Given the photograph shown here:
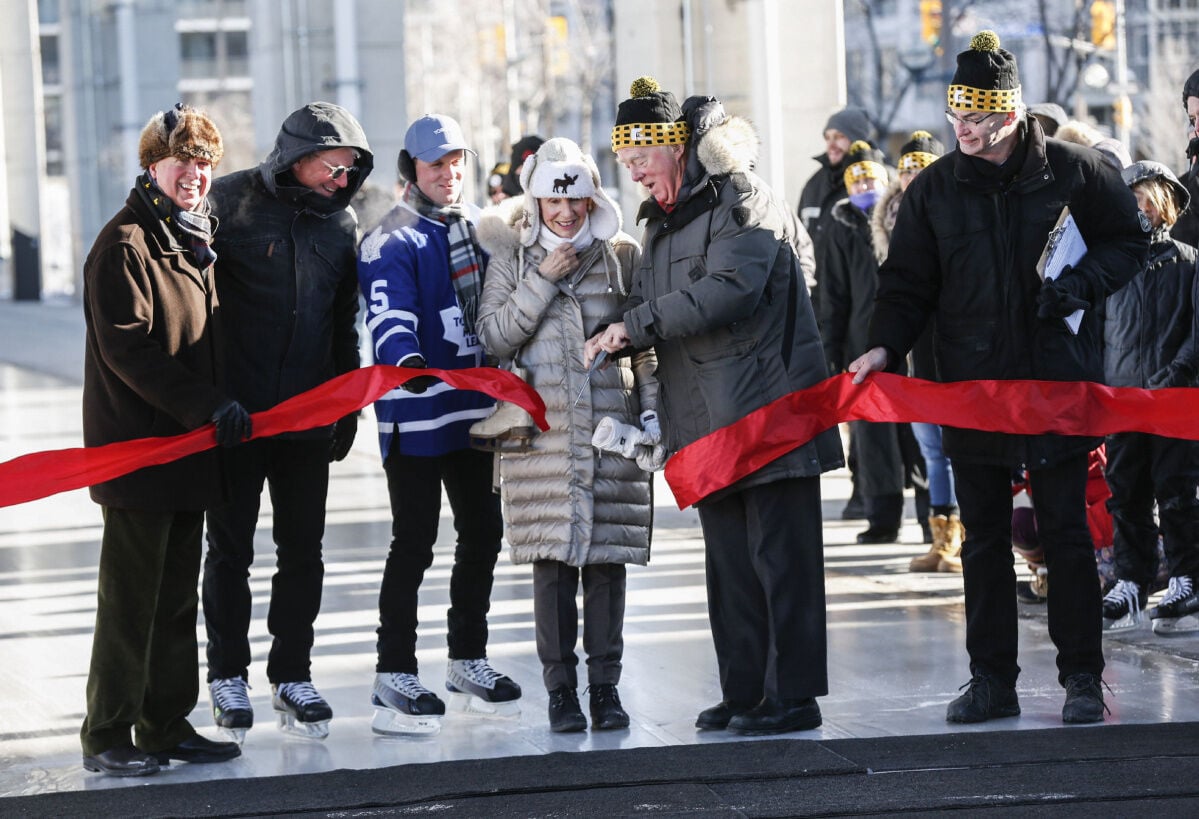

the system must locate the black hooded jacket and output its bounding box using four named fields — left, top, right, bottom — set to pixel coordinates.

left=867, top=118, right=1149, bottom=468
left=209, top=102, right=373, bottom=432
